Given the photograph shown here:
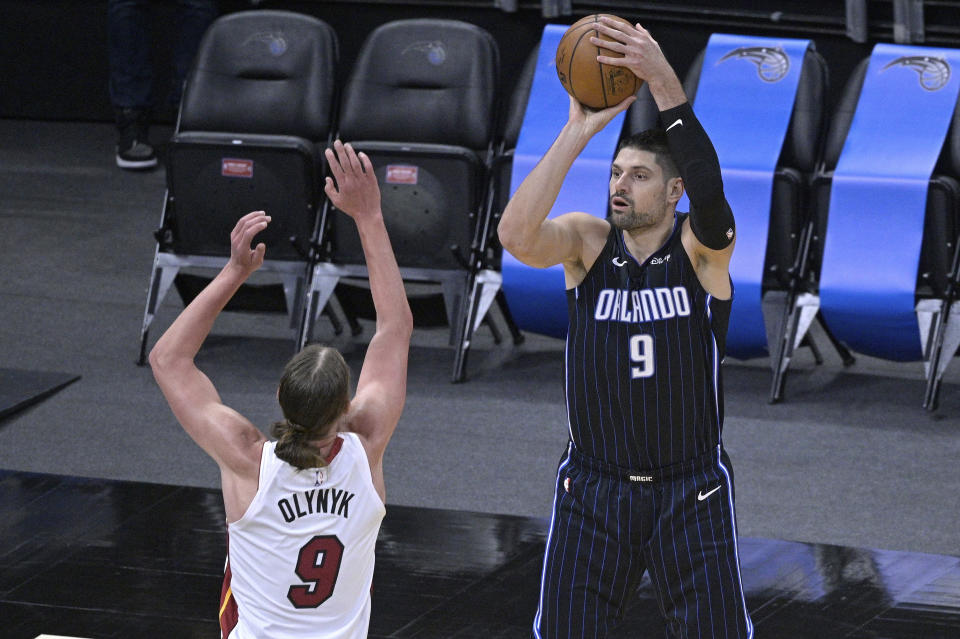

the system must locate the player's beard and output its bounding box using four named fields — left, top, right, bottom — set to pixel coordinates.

left=608, top=190, right=668, bottom=232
